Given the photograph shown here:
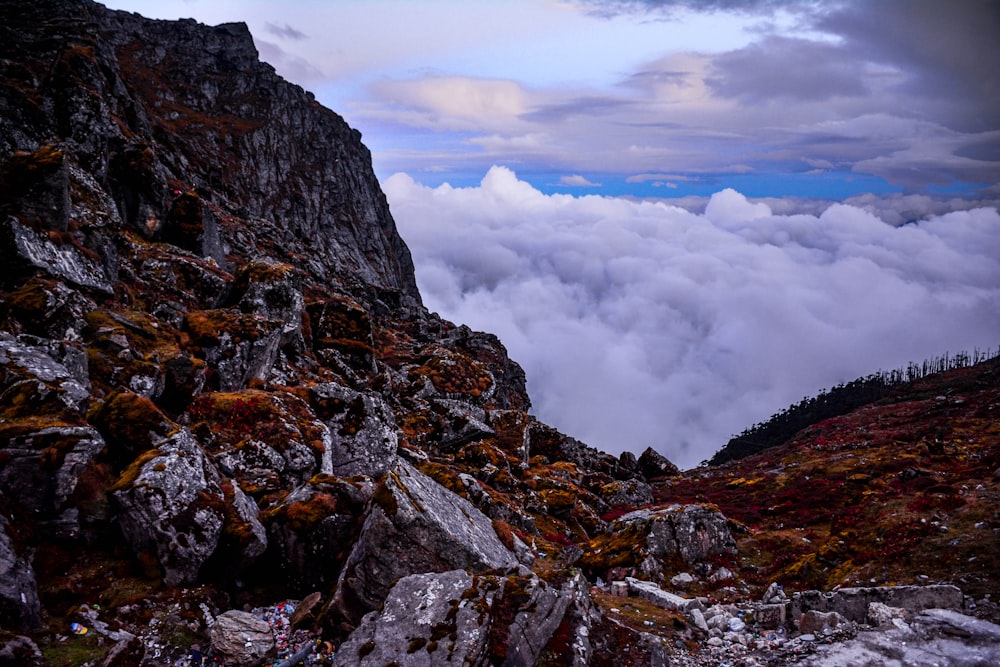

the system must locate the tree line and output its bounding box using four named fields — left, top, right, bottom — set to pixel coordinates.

left=707, top=347, right=1000, bottom=466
